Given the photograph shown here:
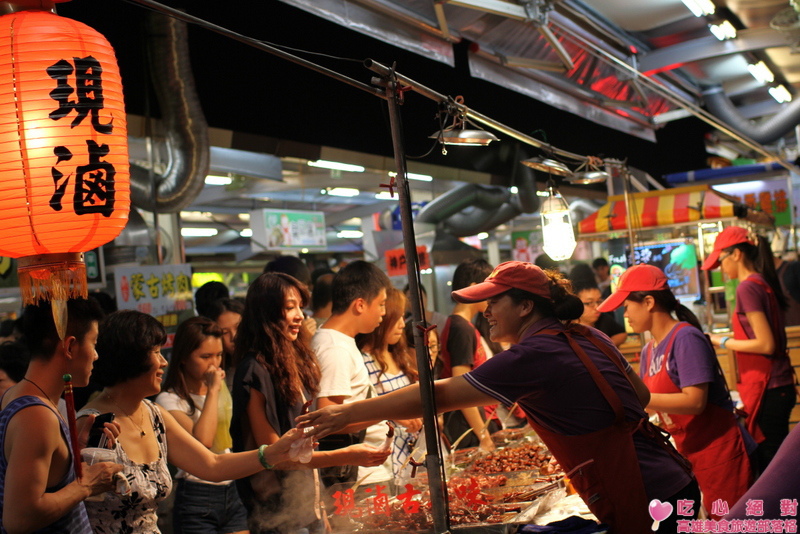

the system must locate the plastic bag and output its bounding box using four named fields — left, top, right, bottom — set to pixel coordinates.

left=211, top=382, right=233, bottom=453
